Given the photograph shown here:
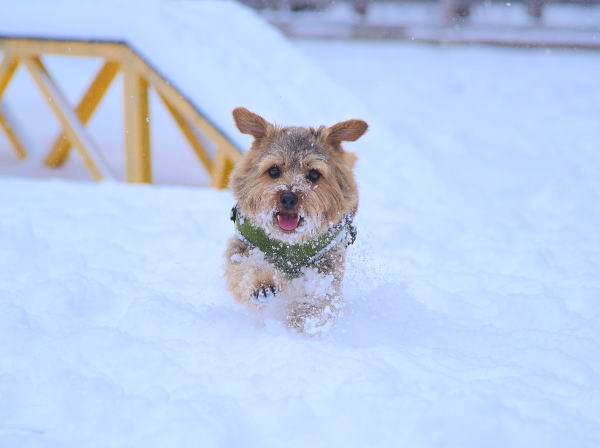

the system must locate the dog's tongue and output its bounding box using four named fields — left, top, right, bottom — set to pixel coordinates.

left=277, top=213, right=300, bottom=231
